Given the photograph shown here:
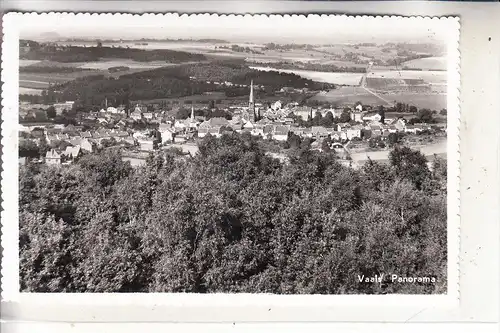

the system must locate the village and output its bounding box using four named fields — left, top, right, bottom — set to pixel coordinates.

left=18, top=80, right=446, bottom=168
